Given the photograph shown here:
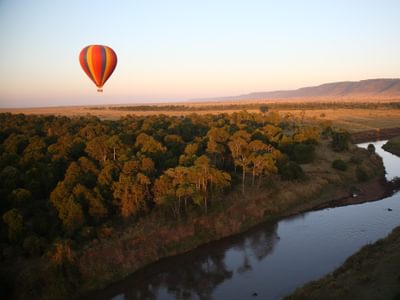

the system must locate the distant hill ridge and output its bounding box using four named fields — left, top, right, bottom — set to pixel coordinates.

left=197, top=79, right=400, bottom=101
